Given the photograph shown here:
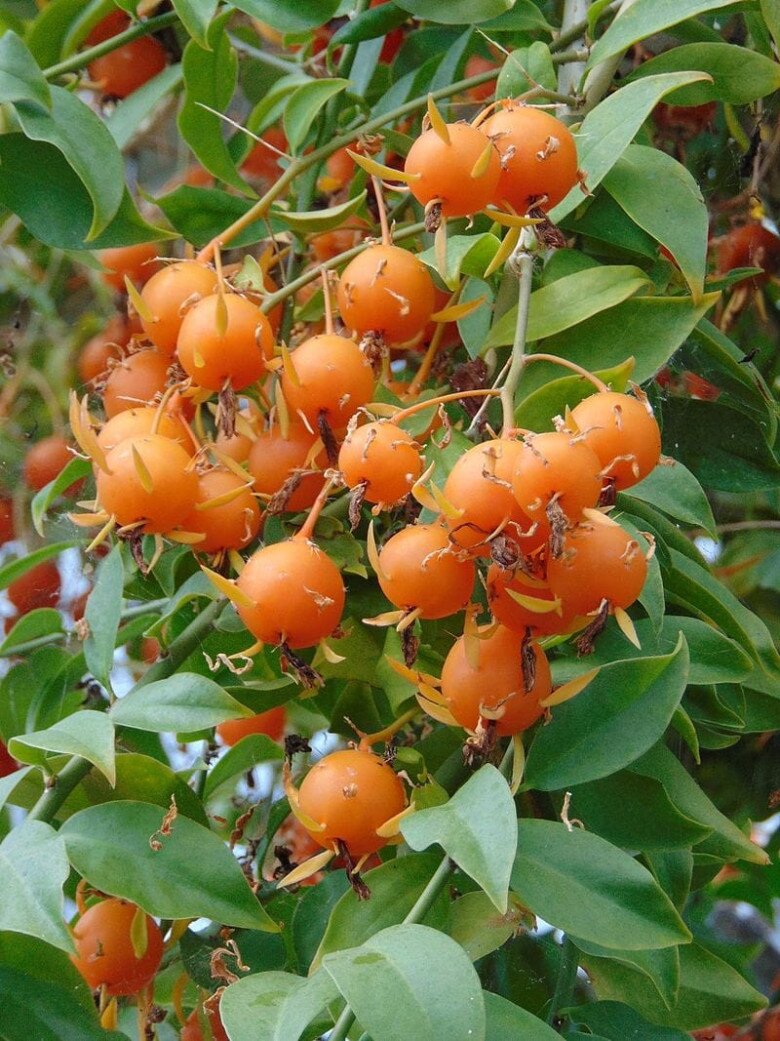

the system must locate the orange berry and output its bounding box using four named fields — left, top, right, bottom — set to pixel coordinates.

left=216, top=705, right=286, bottom=746
left=338, top=420, right=422, bottom=505
left=405, top=122, right=501, bottom=218
left=337, top=244, right=436, bottom=344
left=139, top=261, right=219, bottom=356
left=102, top=350, right=170, bottom=418
left=377, top=523, right=475, bottom=619
left=570, top=391, right=661, bottom=491
left=99, top=243, right=160, bottom=290
left=71, top=898, right=163, bottom=997
left=176, top=293, right=273, bottom=391
left=181, top=469, right=261, bottom=553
